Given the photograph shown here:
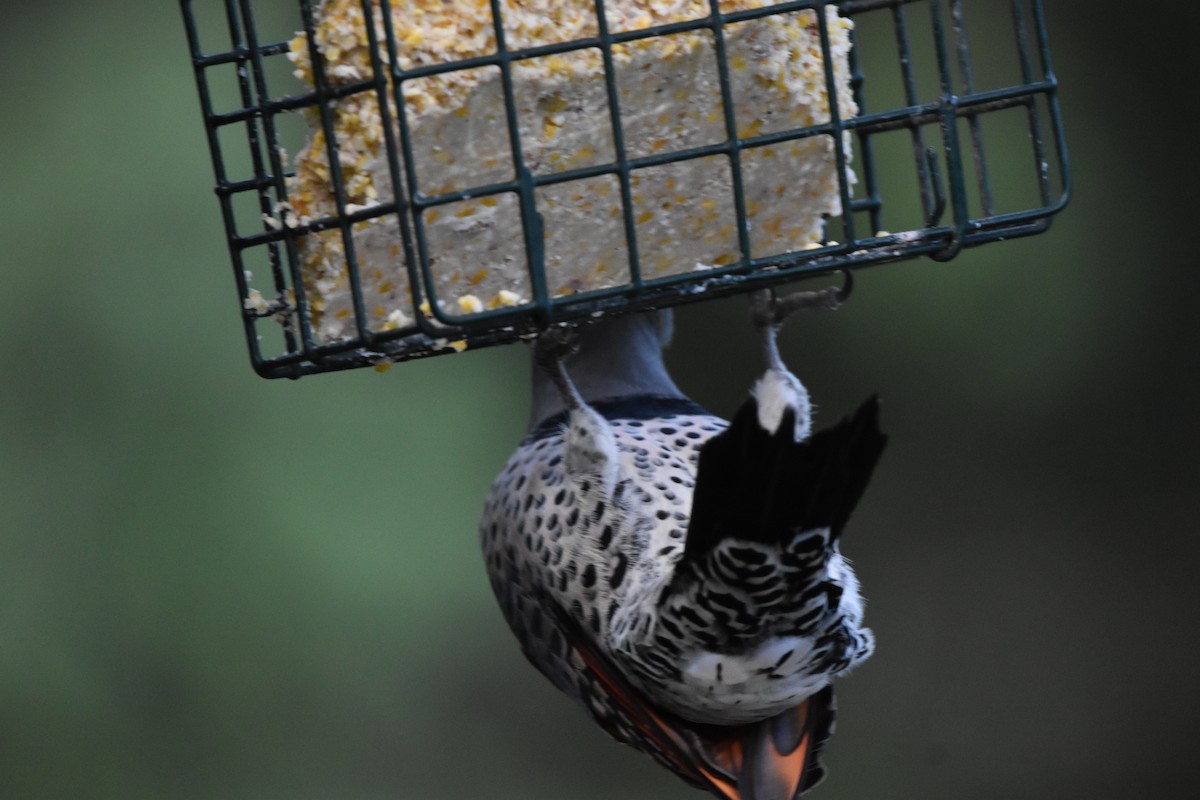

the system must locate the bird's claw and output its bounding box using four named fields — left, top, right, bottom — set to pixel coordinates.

left=750, top=270, right=854, bottom=330
left=533, top=324, right=587, bottom=410
left=533, top=324, right=581, bottom=371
